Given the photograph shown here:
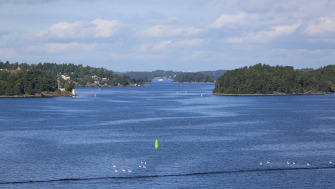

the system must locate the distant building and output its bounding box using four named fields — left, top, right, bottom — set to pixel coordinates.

left=92, top=75, right=101, bottom=81
left=61, top=74, right=70, bottom=80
